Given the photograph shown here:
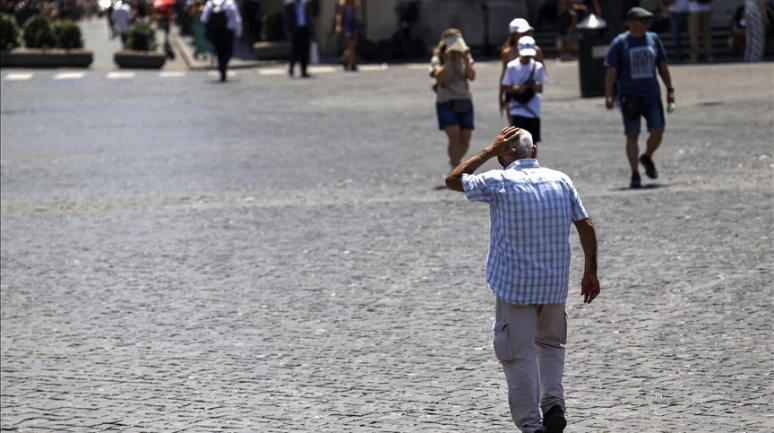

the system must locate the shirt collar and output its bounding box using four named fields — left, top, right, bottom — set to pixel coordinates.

left=506, top=159, right=539, bottom=170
